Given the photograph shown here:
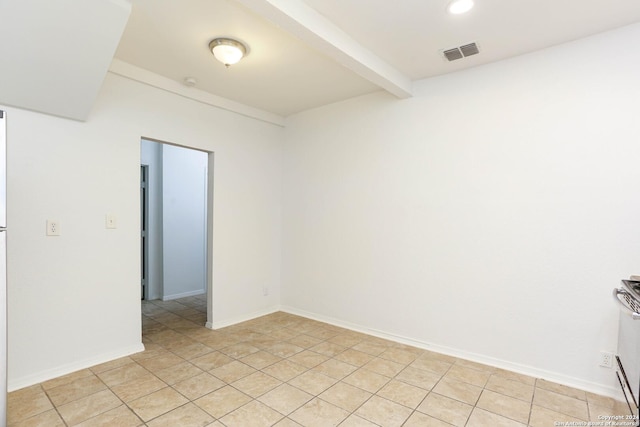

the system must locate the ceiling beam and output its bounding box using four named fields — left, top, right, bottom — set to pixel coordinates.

left=236, top=0, right=413, bottom=99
